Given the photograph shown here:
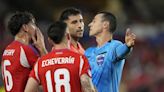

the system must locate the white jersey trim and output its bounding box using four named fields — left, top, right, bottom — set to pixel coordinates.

left=79, top=56, right=84, bottom=76
left=20, top=46, right=30, bottom=68
left=34, top=61, right=40, bottom=83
